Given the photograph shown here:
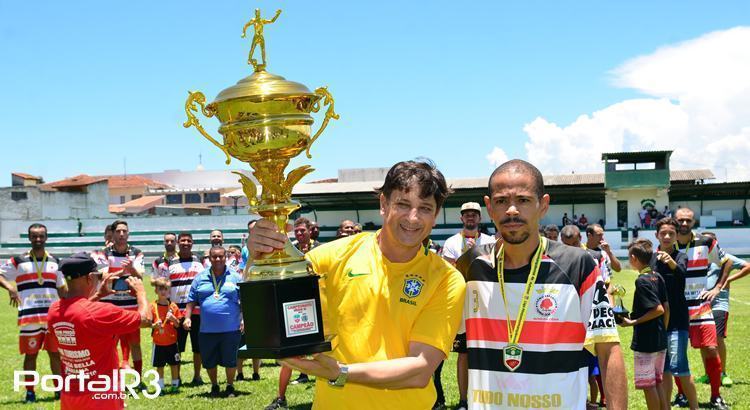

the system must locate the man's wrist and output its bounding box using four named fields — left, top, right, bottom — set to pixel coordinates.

left=328, top=363, right=348, bottom=387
